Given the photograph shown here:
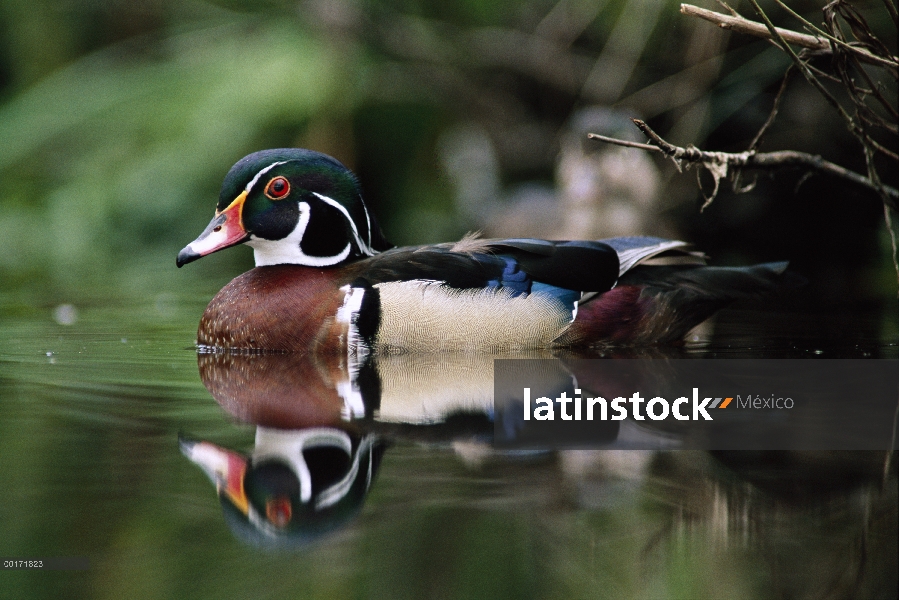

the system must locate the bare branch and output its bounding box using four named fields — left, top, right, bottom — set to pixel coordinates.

left=585, top=134, right=661, bottom=153
left=853, top=56, right=899, bottom=121
left=588, top=121, right=899, bottom=207
left=881, top=0, right=899, bottom=27
left=747, top=0, right=860, bottom=142
left=681, top=1, right=897, bottom=289
left=748, top=65, right=795, bottom=153
left=681, top=3, right=827, bottom=50
left=773, top=0, right=898, bottom=73
left=680, top=3, right=898, bottom=69
left=884, top=203, right=899, bottom=295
